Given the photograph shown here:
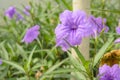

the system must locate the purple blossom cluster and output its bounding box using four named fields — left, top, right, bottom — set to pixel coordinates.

left=98, top=64, right=120, bottom=80
left=5, top=6, right=31, bottom=20
left=55, top=10, right=109, bottom=51
left=5, top=6, right=40, bottom=44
